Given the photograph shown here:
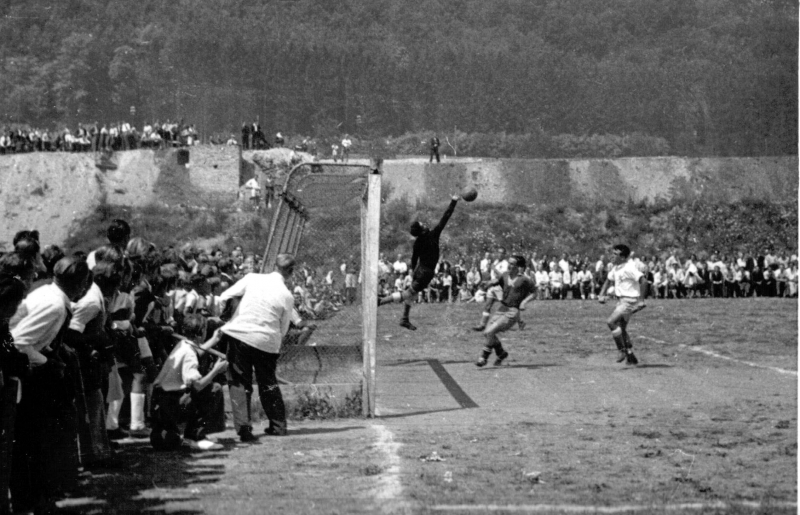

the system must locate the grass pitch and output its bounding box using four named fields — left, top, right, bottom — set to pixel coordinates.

left=59, top=297, right=796, bottom=514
